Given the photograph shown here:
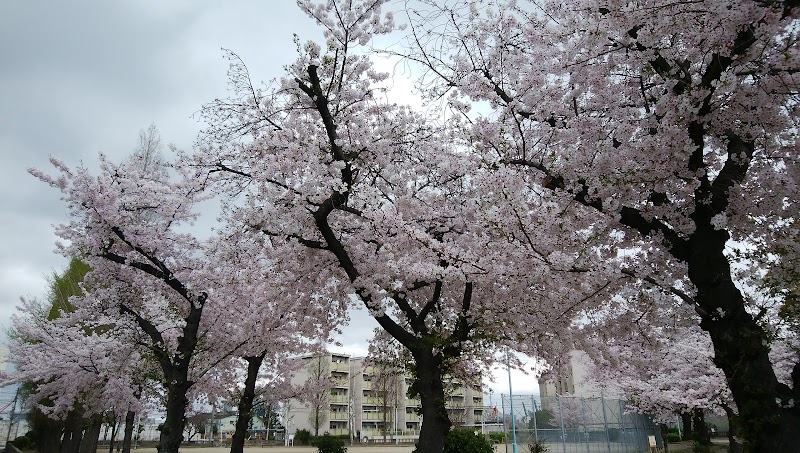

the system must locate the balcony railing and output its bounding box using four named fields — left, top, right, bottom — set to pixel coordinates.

left=329, top=412, right=348, bottom=420
left=361, top=429, right=420, bottom=439
left=330, top=362, right=350, bottom=372
left=330, top=395, right=349, bottom=404
left=359, top=429, right=384, bottom=439
left=361, top=411, right=386, bottom=421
